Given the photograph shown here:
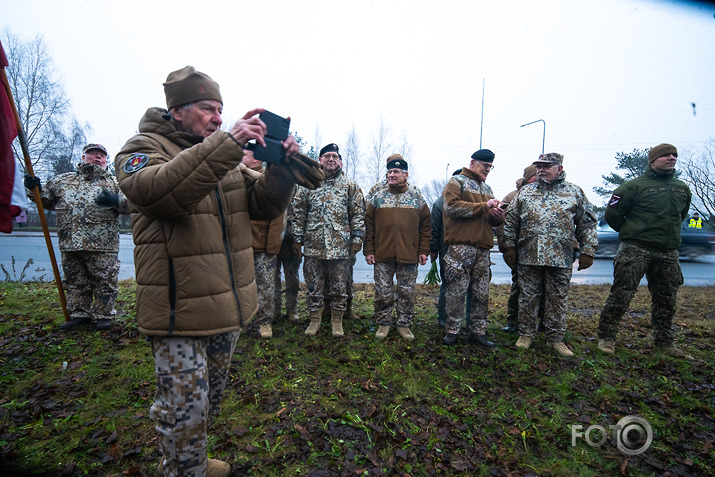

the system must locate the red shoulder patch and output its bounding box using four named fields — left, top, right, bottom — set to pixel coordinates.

left=123, top=153, right=149, bottom=174
left=608, top=194, right=621, bottom=208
